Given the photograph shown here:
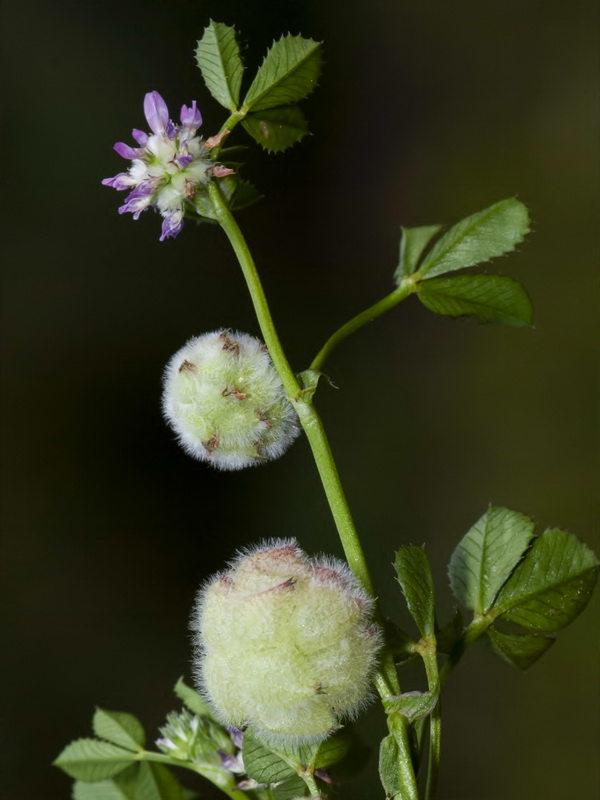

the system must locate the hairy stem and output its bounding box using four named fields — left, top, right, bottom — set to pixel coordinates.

left=208, top=182, right=418, bottom=799
left=310, top=280, right=416, bottom=372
